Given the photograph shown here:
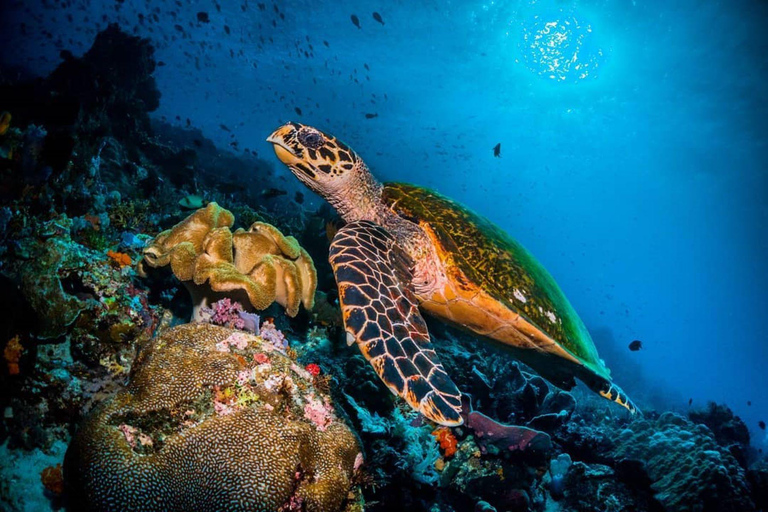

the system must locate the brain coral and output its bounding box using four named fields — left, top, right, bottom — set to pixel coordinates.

left=611, top=412, right=754, bottom=512
left=137, top=202, right=316, bottom=318
left=64, top=323, right=361, bottom=512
